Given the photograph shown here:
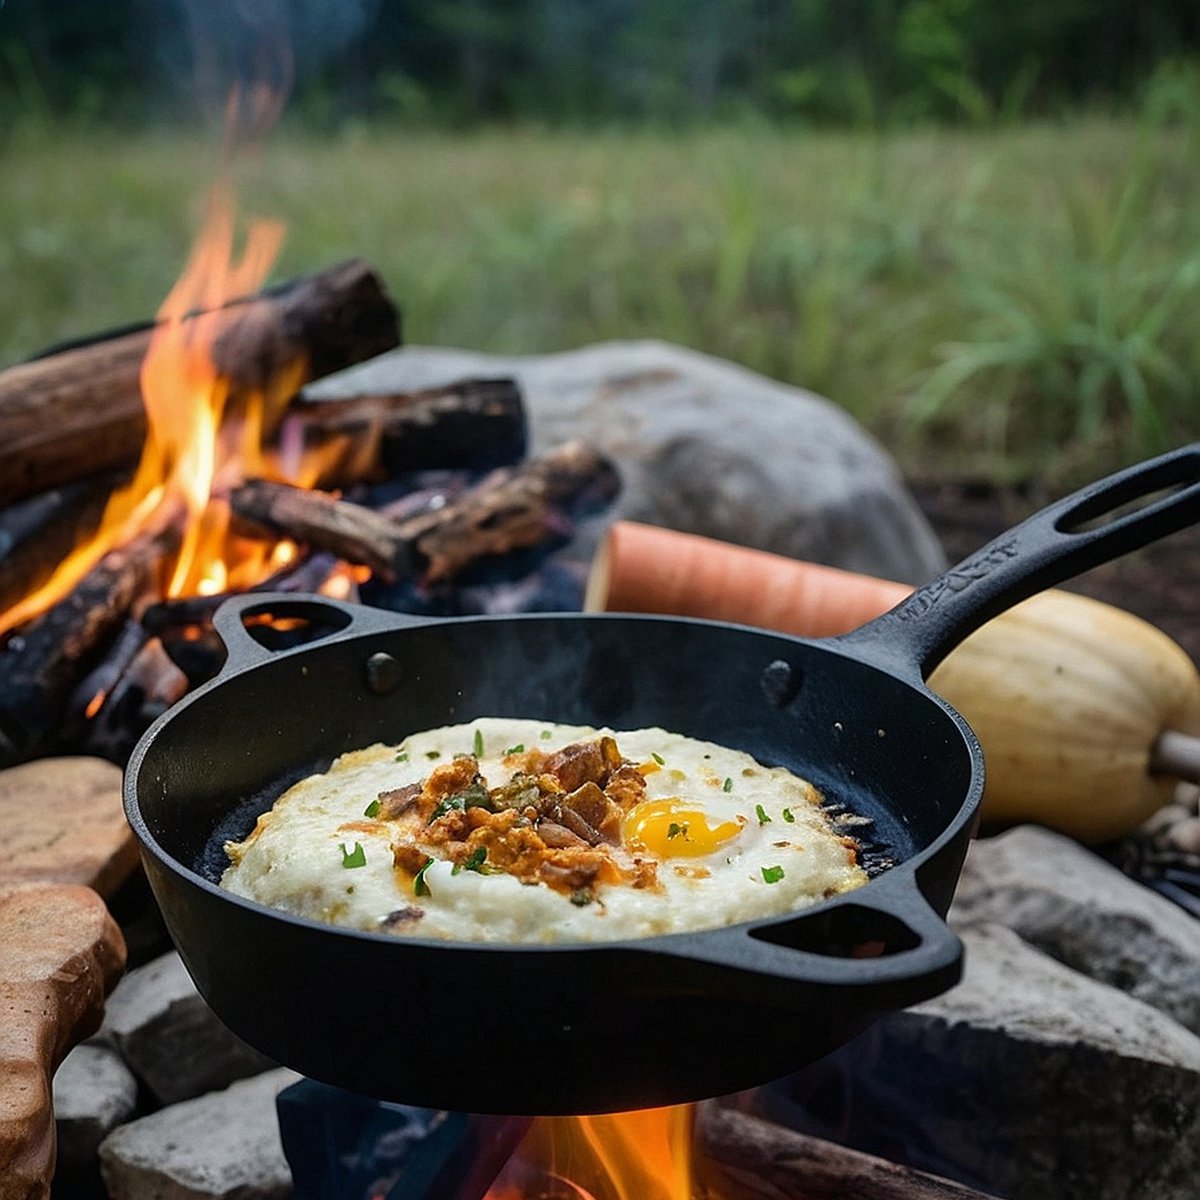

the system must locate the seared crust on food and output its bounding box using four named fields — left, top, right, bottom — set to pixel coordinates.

left=383, top=737, right=653, bottom=899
